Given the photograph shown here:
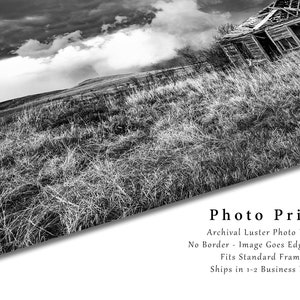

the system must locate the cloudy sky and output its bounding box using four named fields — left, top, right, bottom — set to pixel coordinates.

left=0, top=0, right=271, bottom=101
